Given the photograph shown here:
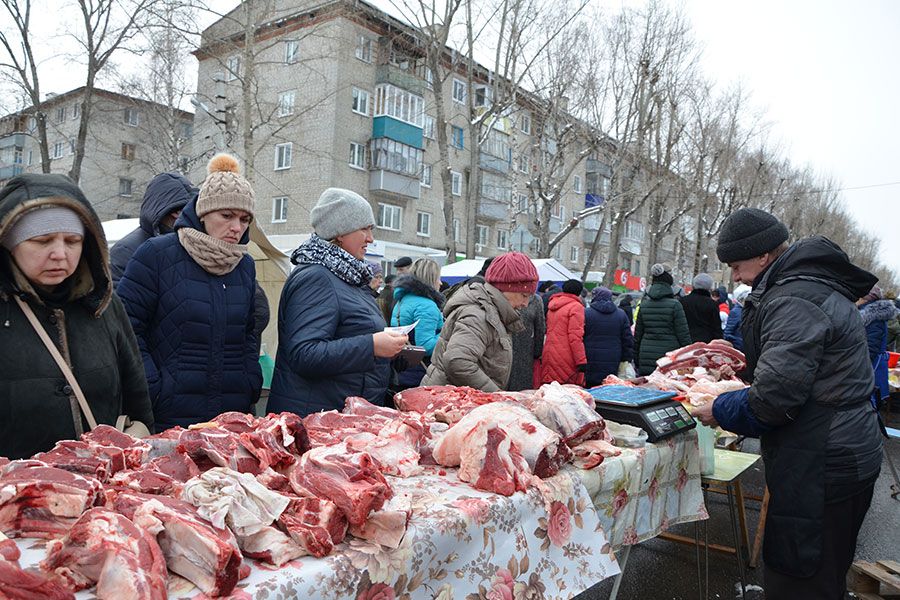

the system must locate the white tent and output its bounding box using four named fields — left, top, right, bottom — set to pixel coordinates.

left=101, top=218, right=140, bottom=245
left=440, top=257, right=578, bottom=283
